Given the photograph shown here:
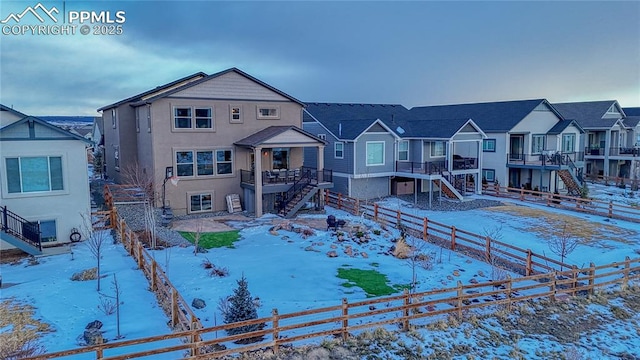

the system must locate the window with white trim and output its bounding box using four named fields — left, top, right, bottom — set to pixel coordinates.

left=482, top=169, right=495, bottom=182
left=430, top=141, right=446, bottom=157
left=6, top=156, right=64, bottom=193
left=531, top=135, right=545, bottom=154
left=334, top=142, right=344, bottom=159
left=173, top=106, right=213, bottom=130
left=176, top=149, right=233, bottom=177
left=257, top=106, right=280, bottom=119
left=317, top=134, right=326, bottom=140
left=230, top=105, right=242, bottom=123
left=483, top=139, right=496, bottom=152
left=366, top=141, right=385, bottom=166
left=189, top=193, right=213, bottom=213
left=398, top=140, right=409, bottom=161
left=562, top=134, right=576, bottom=153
